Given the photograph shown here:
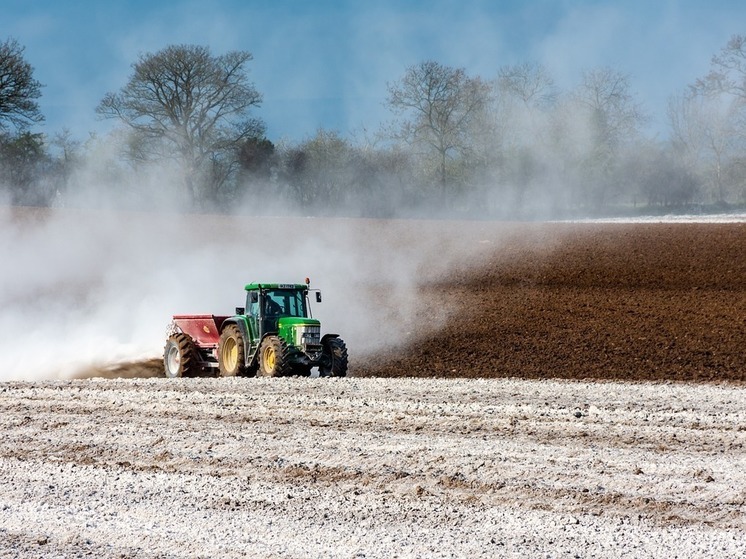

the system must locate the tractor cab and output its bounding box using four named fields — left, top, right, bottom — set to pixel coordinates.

left=237, top=282, right=326, bottom=374
left=244, top=283, right=312, bottom=339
